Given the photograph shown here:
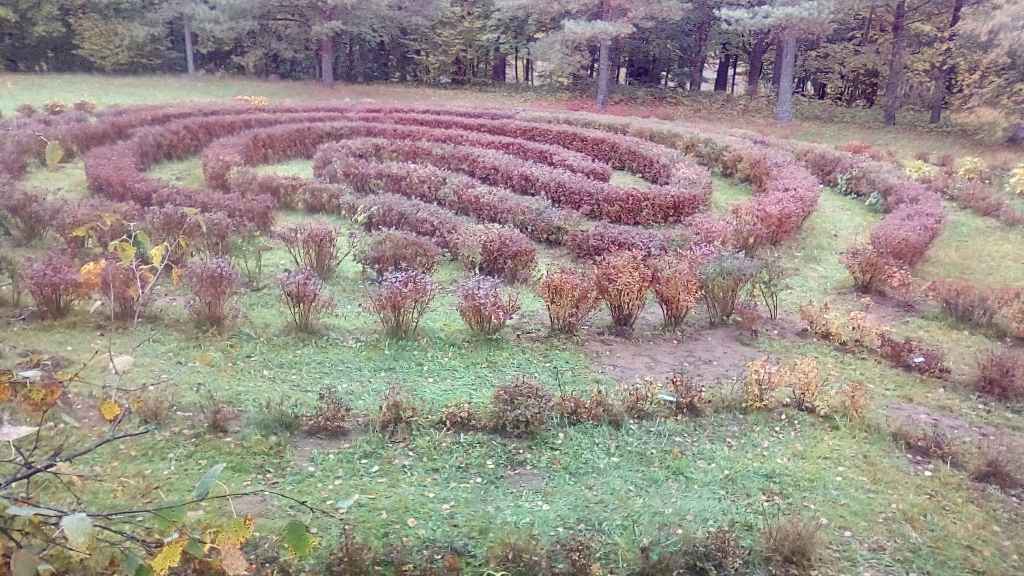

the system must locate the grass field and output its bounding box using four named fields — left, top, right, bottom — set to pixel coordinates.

left=2, top=75, right=1024, bottom=576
